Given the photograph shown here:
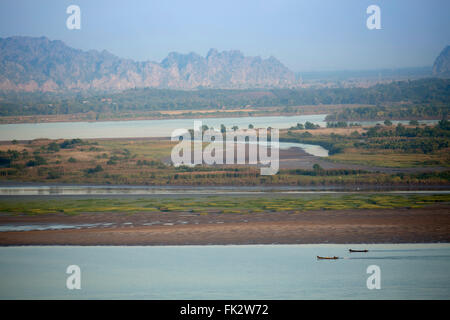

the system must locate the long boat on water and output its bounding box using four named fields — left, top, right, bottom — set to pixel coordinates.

left=317, top=256, right=339, bottom=260
left=349, top=249, right=368, bottom=253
